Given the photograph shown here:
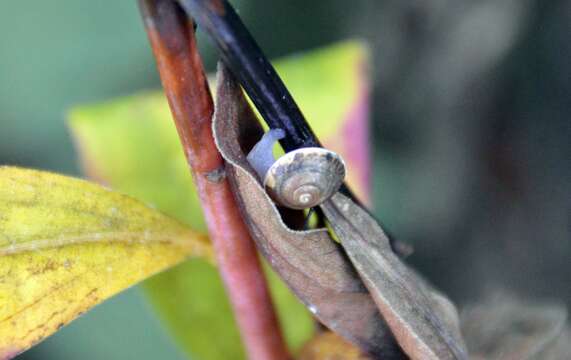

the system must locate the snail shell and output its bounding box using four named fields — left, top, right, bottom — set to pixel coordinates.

left=246, top=129, right=346, bottom=209
left=264, top=148, right=346, bottom=209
